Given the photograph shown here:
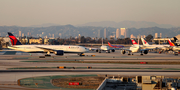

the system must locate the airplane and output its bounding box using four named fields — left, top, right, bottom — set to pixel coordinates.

left=168, top=39, right=180, bottom=55
left=121, top=39, right=150, bottom=55
left=108, top=42, right=124, bottom=48
left=140, top=38, right=170, bottom=51
left=173, top=37, right=180, bottom=46
left=90, top=39, right=115, bottom=53
left=7, top=32, right=89, bottom=56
